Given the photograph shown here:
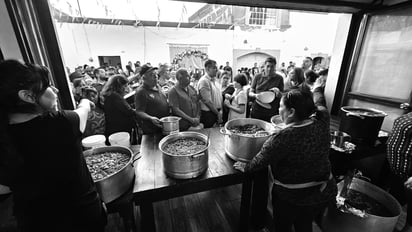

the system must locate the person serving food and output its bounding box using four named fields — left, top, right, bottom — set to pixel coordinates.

left=234, top=86, right=337, bottom=232
left=0, top=60, right=106, bottom=232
